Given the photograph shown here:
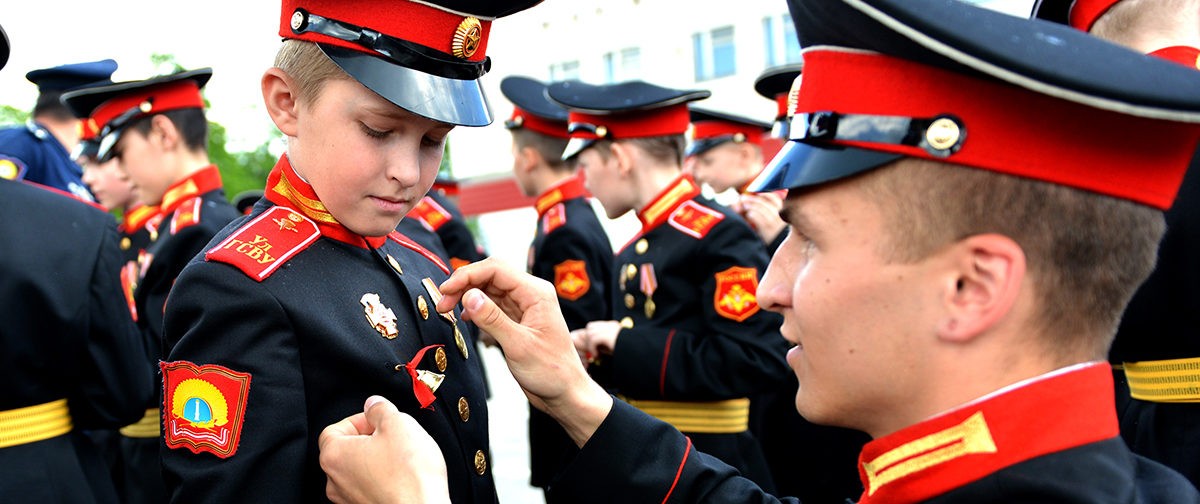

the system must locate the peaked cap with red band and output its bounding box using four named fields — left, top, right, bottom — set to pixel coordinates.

left=547, top=80, right=710, bottom=161
left=281, top=0, right=542, bottom=127
left=500, top=75, right=569, bottom=139
left=750, top=0, right=1200, bottom=210
left=61, top=68, right=211, bottom=163
left=1031, top=0, right=1121, bottom=32
left=686, top=107, right=769, bottom=158
left=755, top=63, right=804, bottom=140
